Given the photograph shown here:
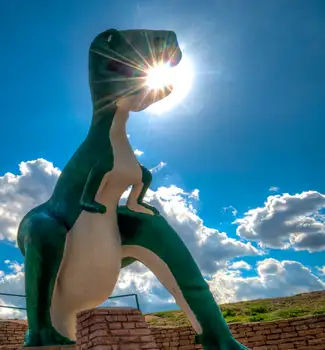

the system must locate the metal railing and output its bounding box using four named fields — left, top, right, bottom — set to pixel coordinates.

left=0, top=292, right=140, bottom=311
